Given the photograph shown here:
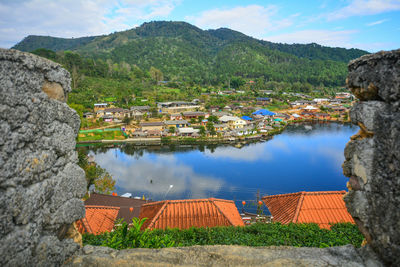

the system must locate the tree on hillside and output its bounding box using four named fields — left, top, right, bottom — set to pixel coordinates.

left=149, top=66, right=164, bottom=82
left=206, top=122, right=216, bottom=136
